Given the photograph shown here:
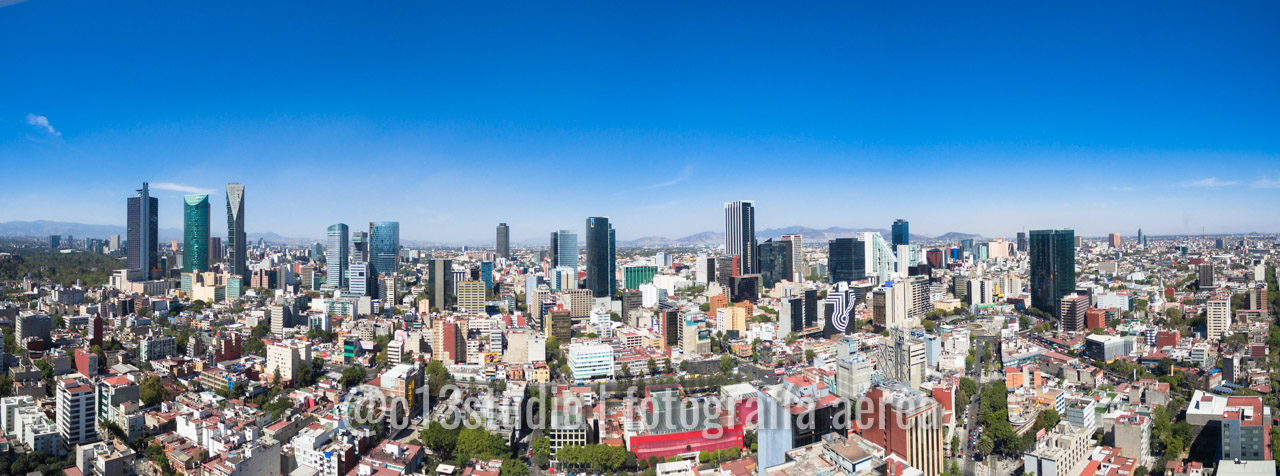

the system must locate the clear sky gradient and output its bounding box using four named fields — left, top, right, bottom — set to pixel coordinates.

left=2, top=1, right=1278, bottom=242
